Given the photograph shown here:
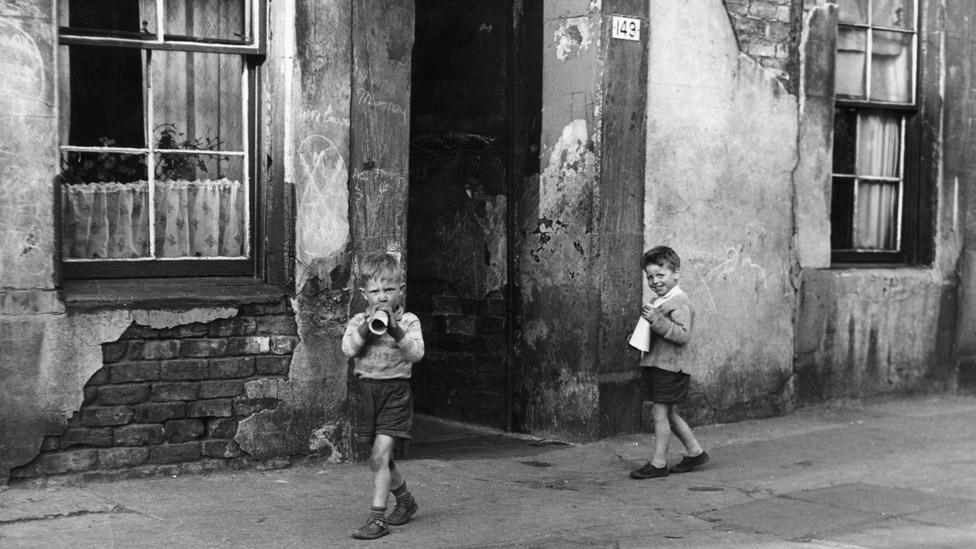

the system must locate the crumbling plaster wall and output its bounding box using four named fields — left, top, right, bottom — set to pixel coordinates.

left=517, top=0, right=606, bottom=440
left=234, top=0, right=355, bottom=463
left=0, top=0, right=365, bottom=482
left=644, top=0, right=799, bottom=423
left=947, top=0, right=976, bottom=390
left=0, top=0, right=65, bottom=483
